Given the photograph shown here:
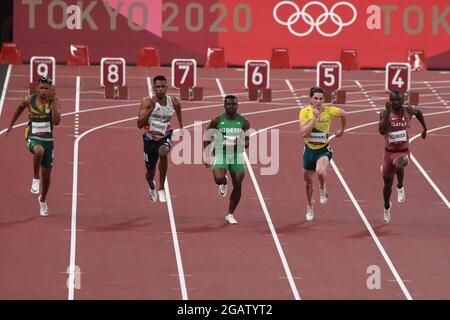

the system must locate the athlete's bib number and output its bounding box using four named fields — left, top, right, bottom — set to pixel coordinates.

left=31, top=121, right=51, bottom=134
left=149, top=120, right=168, bottom=135
left=309, top=132, right=327, bottom=144
left=388, top=130, right=407, bottom=143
